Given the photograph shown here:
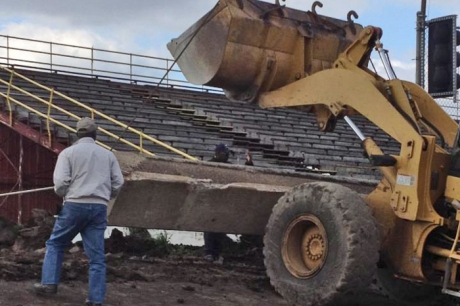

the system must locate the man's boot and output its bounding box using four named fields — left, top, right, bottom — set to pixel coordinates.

left=33, top=283, right=58, bottom=295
